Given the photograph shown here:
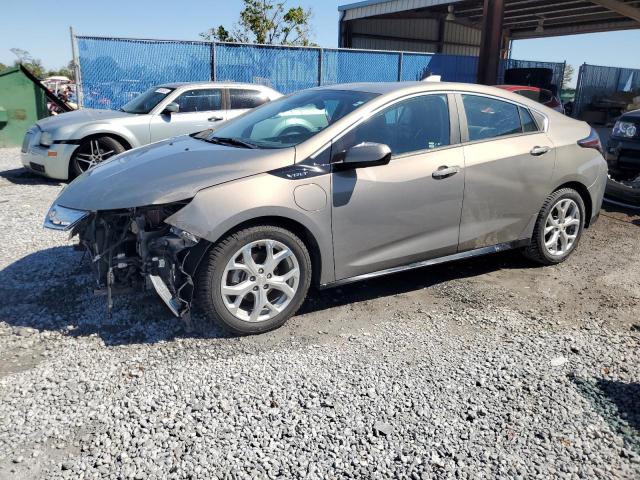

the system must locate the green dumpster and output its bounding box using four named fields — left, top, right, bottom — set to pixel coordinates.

left=0, top=65, right=49, bottom=147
